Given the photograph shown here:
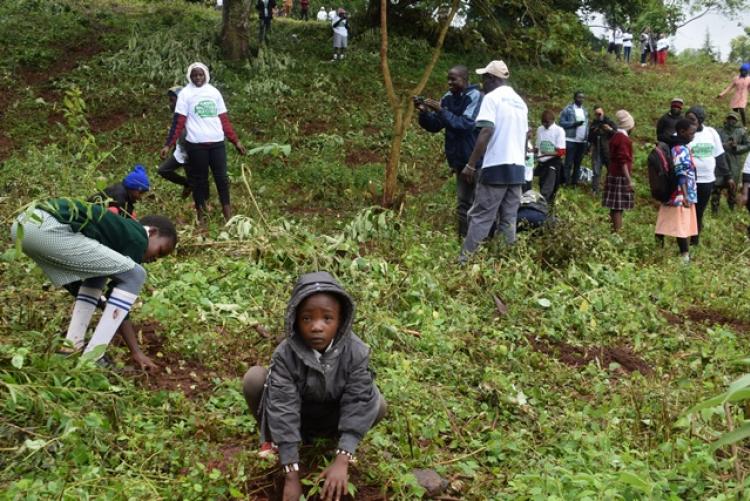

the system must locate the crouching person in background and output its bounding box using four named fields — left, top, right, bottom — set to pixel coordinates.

left=516, top=189, right=551, bottom=232
left=242, top=271, right=386, bottom=501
